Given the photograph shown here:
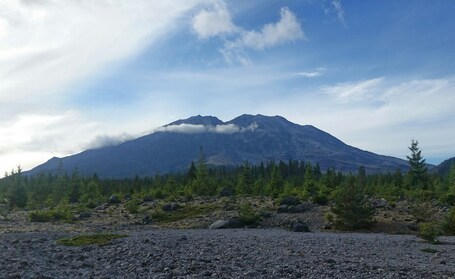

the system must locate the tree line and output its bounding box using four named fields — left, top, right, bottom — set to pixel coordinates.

left=1, top=140, right=454, bottom=210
